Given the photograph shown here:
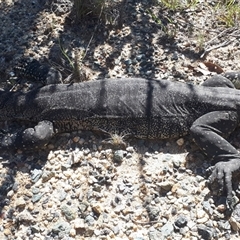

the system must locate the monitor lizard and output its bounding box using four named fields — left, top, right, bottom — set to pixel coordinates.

left=1, top=71, right=240, bottom=209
